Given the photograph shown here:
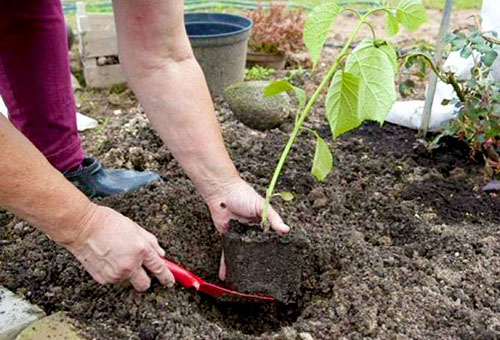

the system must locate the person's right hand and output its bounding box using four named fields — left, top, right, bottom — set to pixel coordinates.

left=62, top=205, right=174, bottom=291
